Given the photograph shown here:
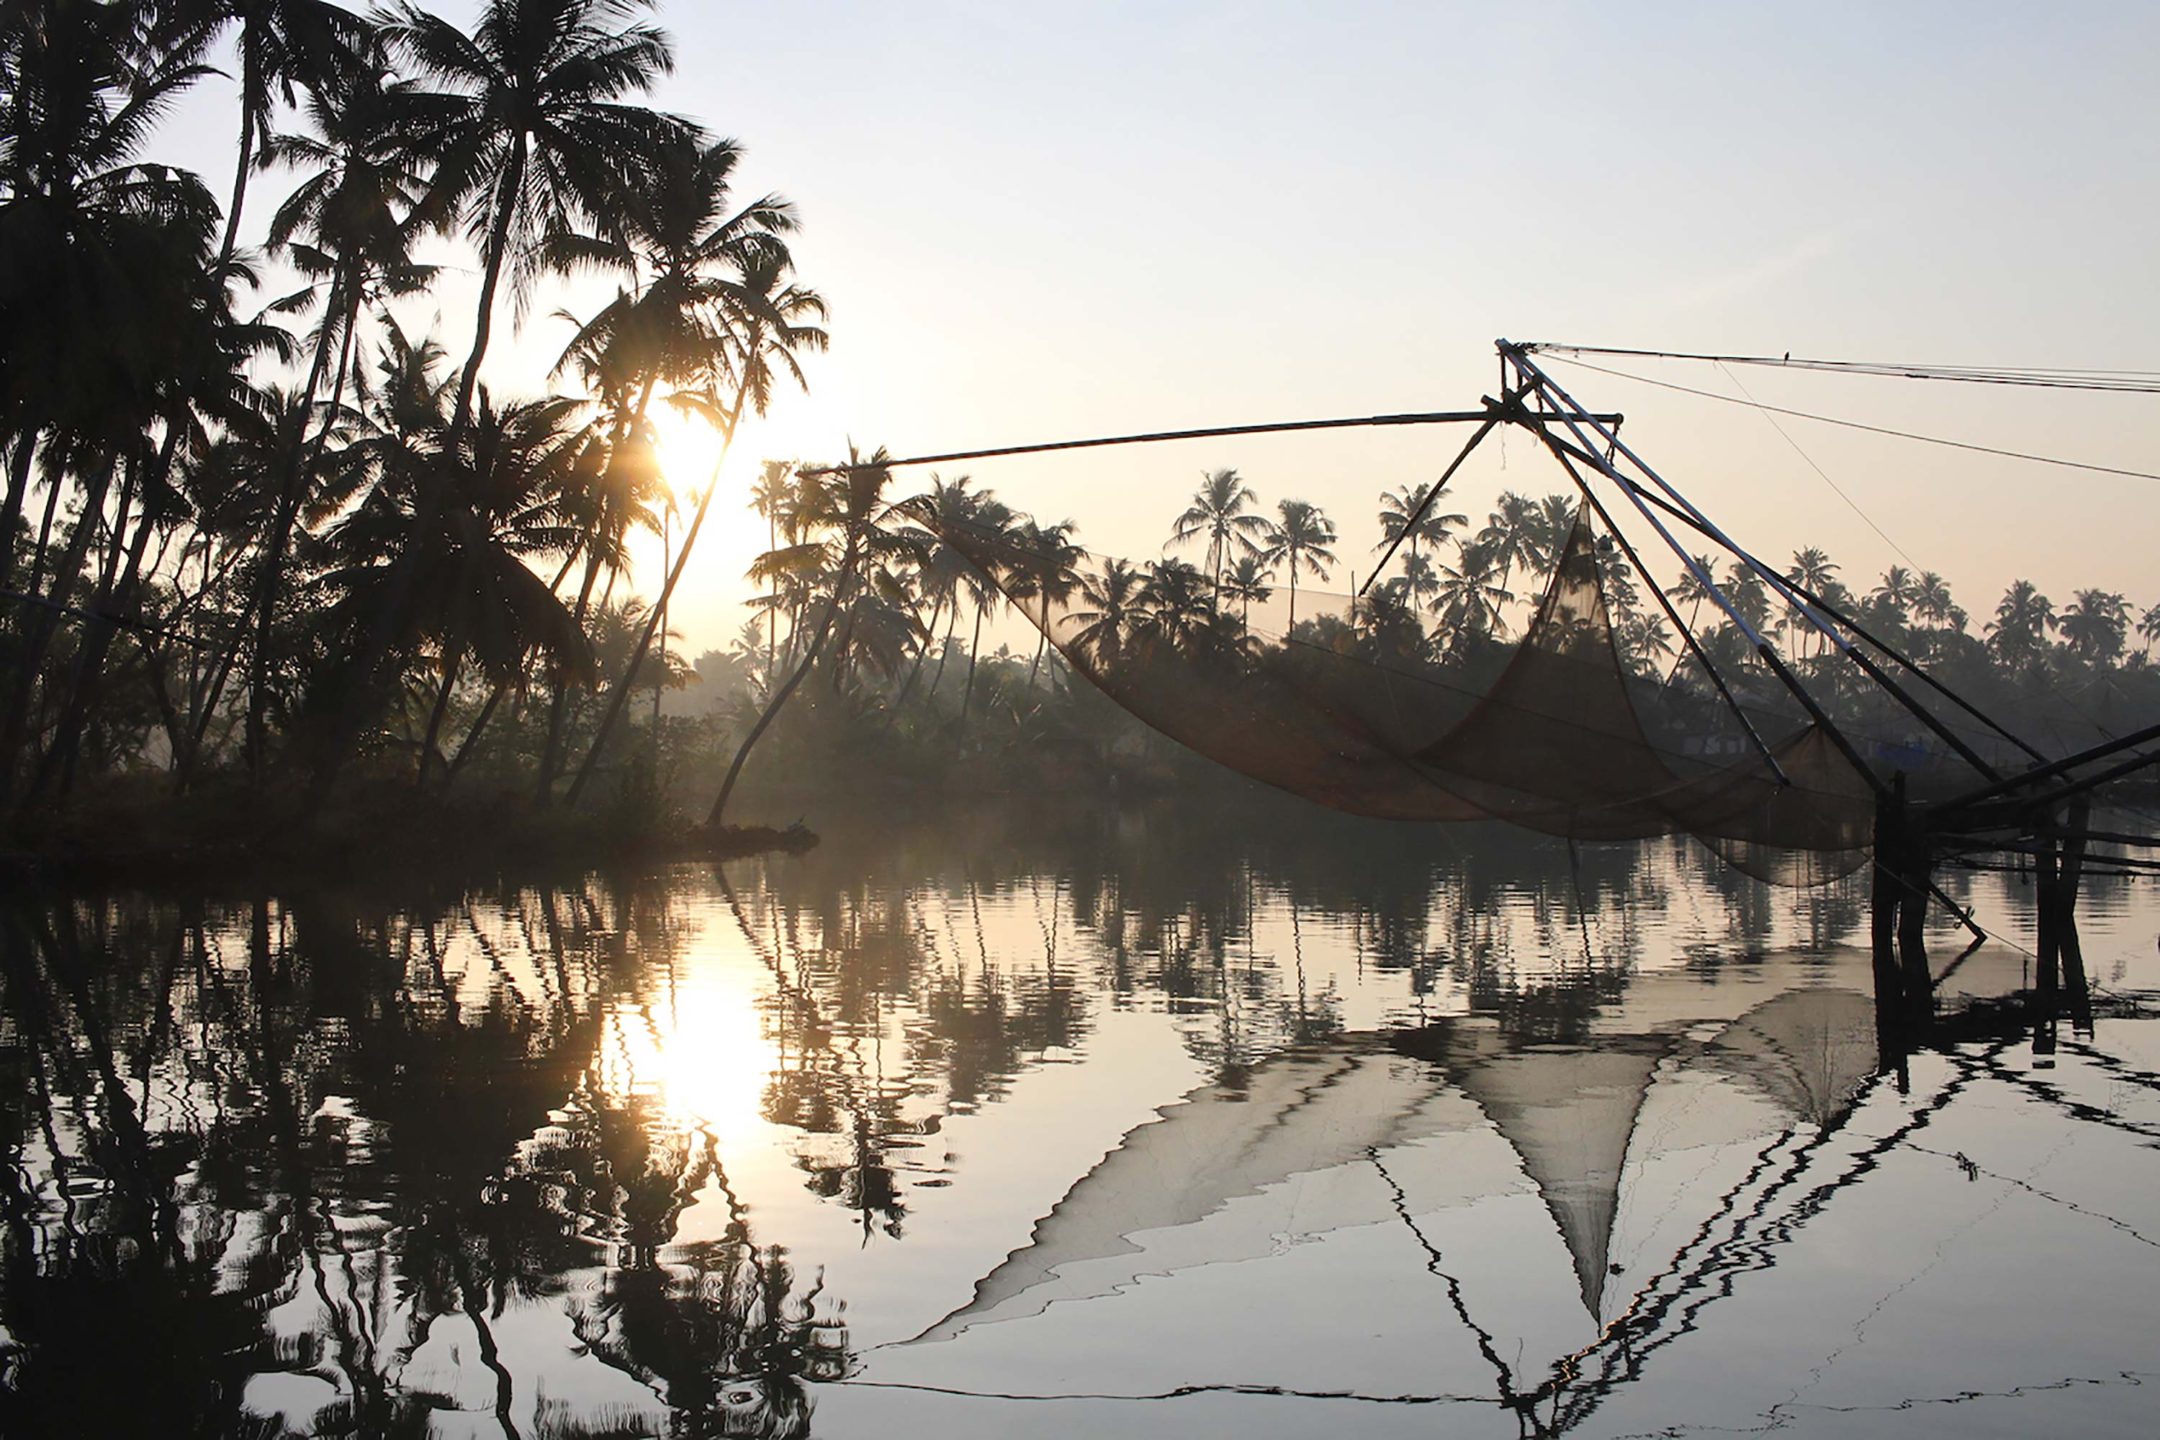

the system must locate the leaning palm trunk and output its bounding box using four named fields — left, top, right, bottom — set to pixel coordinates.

left=533, top=549, right=605, bottom=801
left=706, top=530, right=864, bottom=829
left=891, top=591, right=945, bottom=711
left=563, top=369, right=758, bottom=807
left=0, top=435, right=36, bottom=602
left=245, top=274, right=362, bottom=775
left=416, top=644, right=466, bottom=785
left=27, top=481, right=163, bottom=801
left=0, top=450, right=120, bottom=795
left=958, top=599, right=987, bottom=730
left=442, top=543, right=584, bottom=790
